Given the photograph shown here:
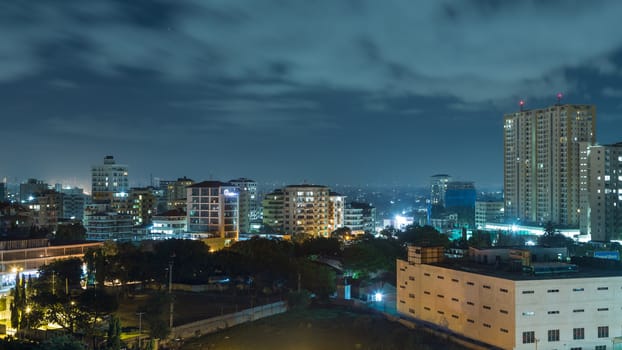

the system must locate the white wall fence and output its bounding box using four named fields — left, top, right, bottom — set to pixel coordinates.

left=170, top=301, right=288, bottom=340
